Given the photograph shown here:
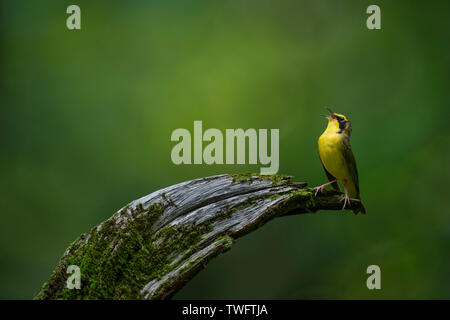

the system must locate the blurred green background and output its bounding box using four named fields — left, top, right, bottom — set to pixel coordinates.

left=1, top=0, right=449, bottom=299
